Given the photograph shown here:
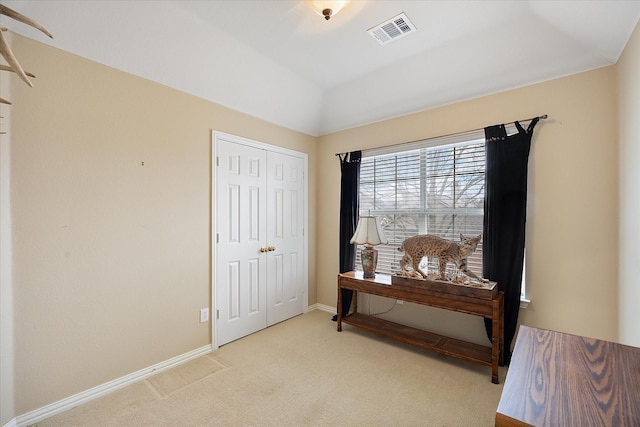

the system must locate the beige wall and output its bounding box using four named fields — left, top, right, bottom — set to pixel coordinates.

left=0, top=32, right=15, bottom=426
left=618, top=19, right=640, bottom=347
left=317, top=66, right=619, bottom=347
left=5, top=35, right=316, bottom=416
